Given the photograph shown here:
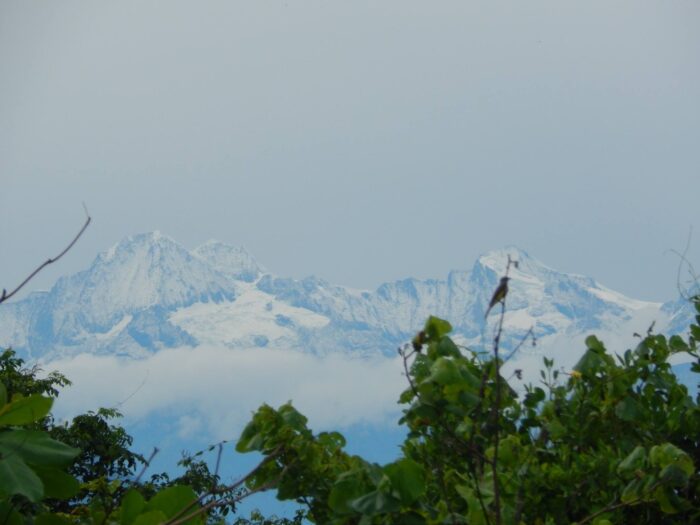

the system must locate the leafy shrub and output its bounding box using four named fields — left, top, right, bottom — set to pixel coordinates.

left=236, top=297, right=700, bottom=524
left=2, top=293, right=699, bottom=524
